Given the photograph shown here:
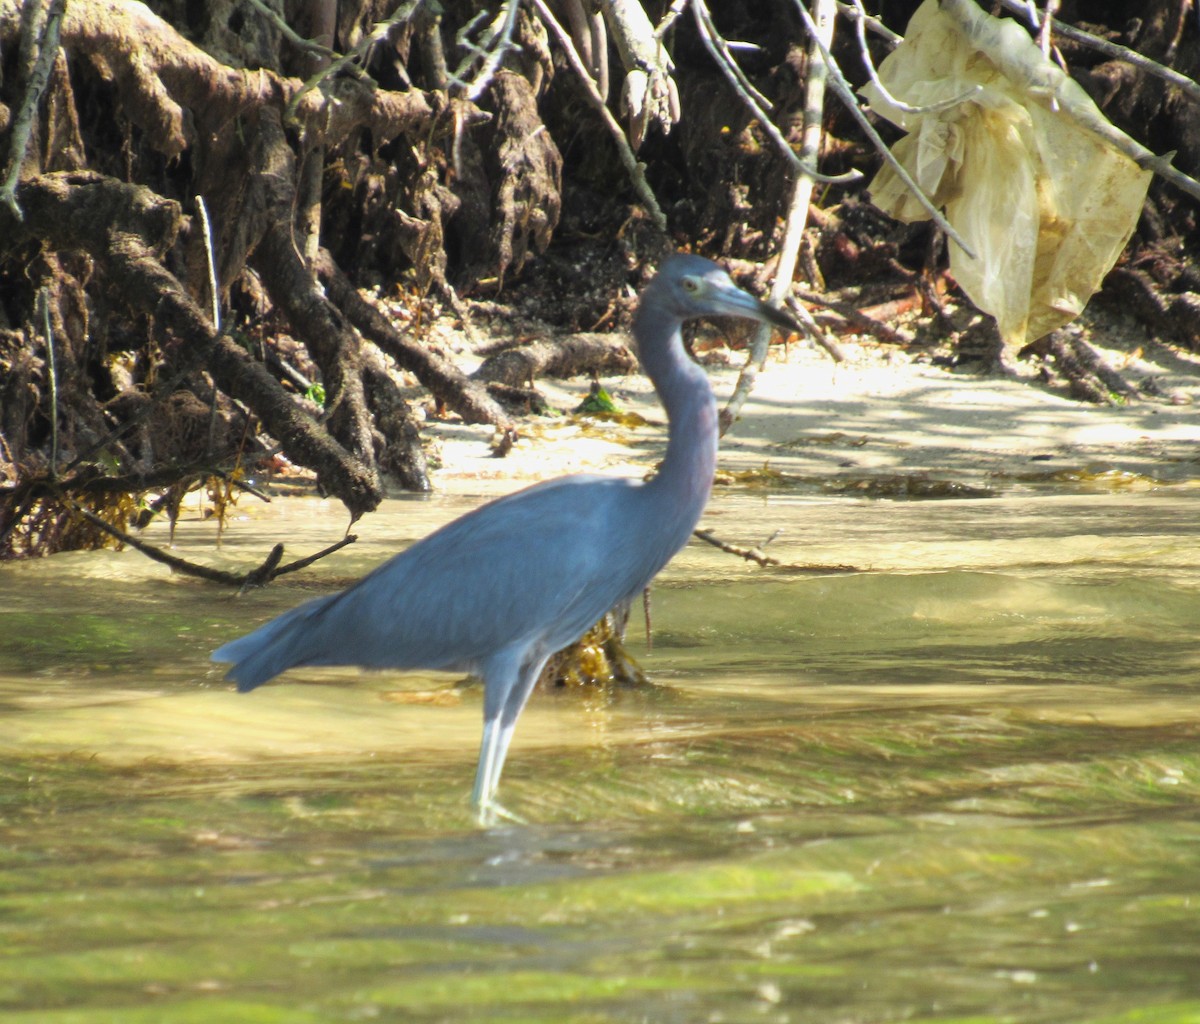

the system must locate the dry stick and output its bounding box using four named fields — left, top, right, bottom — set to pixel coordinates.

left=194, top=194, right=225, bottom=464
left=653, top=0, right=689, bottom=41
left=694, top=528, right=780, bottom=567
left=690, top=0, right=860, bottom=186
left=785, top=296, right=849, bottom=362
left=847, top=0, right=982, bottom=116
left=195, top=196, right=220, bottom=329
left=452, top=0, right=520, bottom=100
left=528, top=0, right=668, bottom=232
left=67, top=500, right=357, bottom=588
left=314, top=250, right=516, bottom=432
left=694, top=529, right=861, bottom=574
left=39, top=287, right=59, bottom=479
left=720, top=0, right=840, bottom=434
left=938, top=0, right=1200, bottom=205
left=0, top=0, right=66, bottom=219
left=789, top=0, right=976, bottom=257
left=241, top=0, right=336, bottom=58
left=791, top=287, right=916, bottom=347
left=833, top=0, right=901, bottom=45
left=995, top=0, right=1200, bottom=107
left=1036, top=0, right=1060, bottom=62
left=285, top=0, right=424, bottom=126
